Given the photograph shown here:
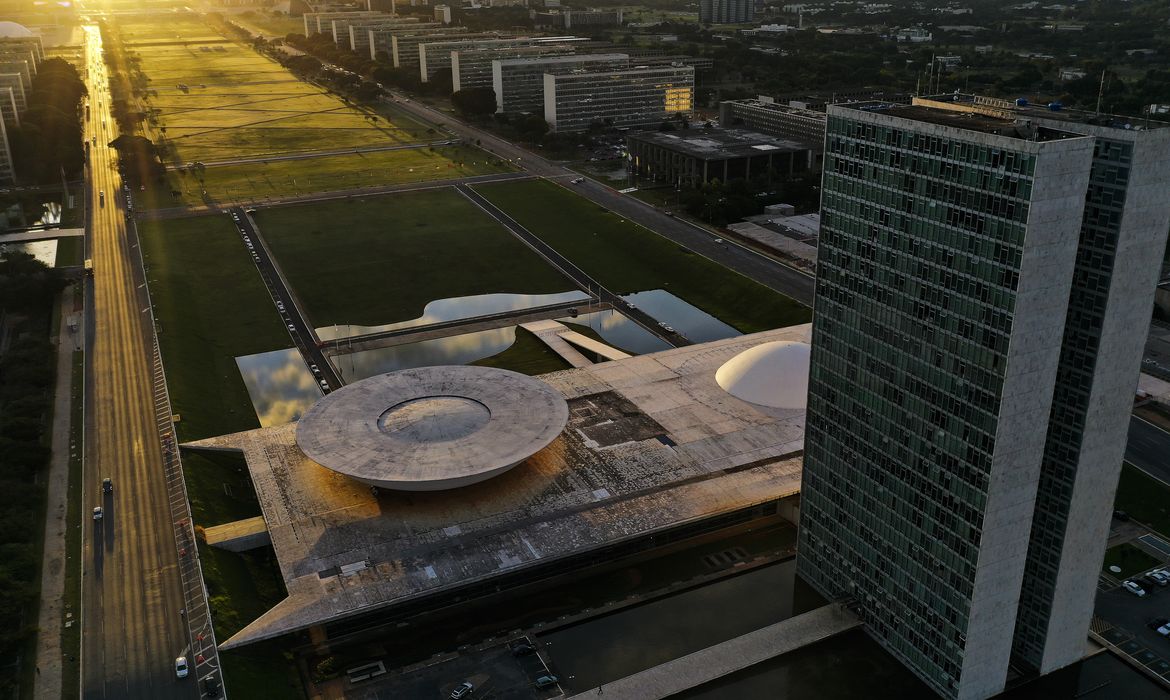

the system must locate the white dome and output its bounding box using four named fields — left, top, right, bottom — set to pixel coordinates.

left=716, top=340, right=810, bottom=410
left=0, top=22, right=33, bottom=38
